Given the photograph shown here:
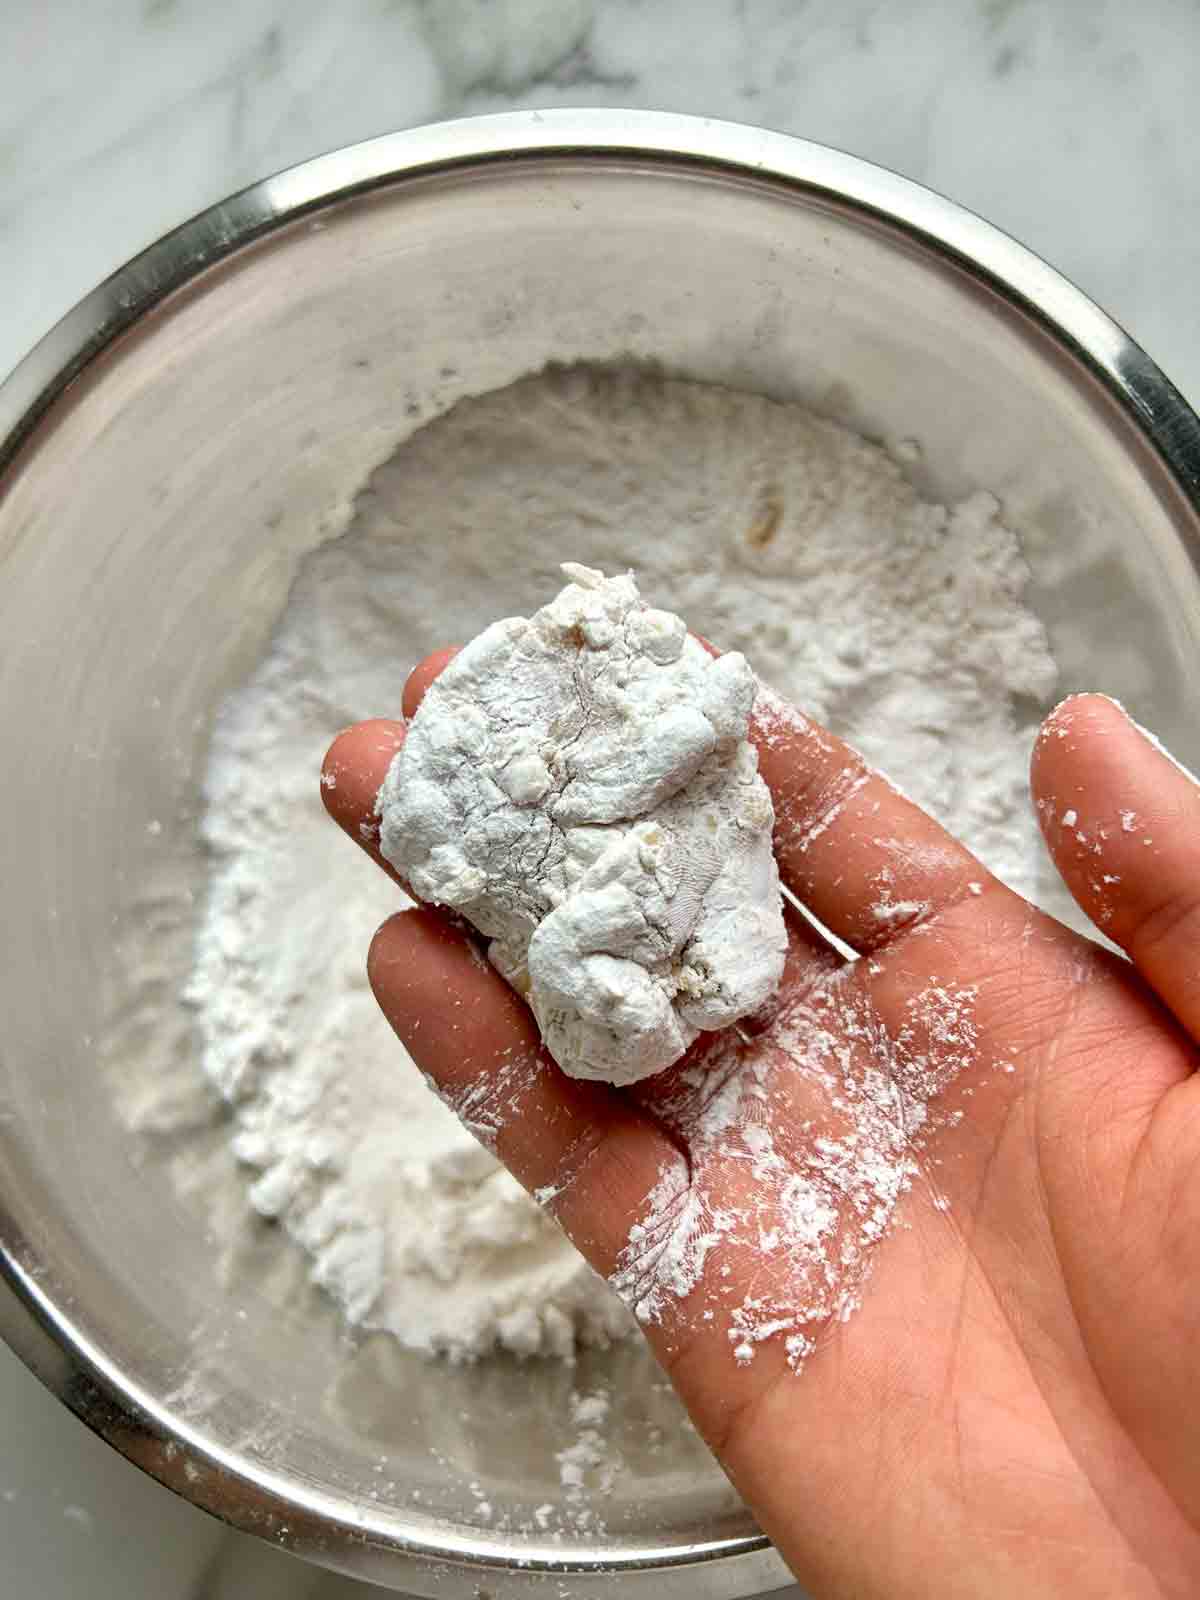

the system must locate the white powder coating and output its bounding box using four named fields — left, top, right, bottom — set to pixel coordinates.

left=606, top=915, right=983, bottom=1366
left=555, top=1388, right=617, bottom=1532
left=378, top=564, right=787, bottom=1085
left=187, top=365, right=1058, bottom=1361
